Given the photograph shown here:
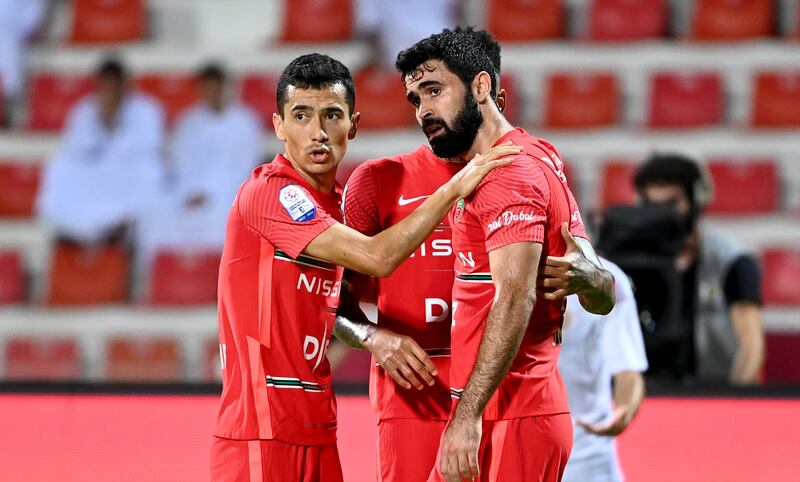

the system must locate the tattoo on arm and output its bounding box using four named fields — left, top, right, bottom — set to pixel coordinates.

left=333, top=277, right=375, bottom=350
